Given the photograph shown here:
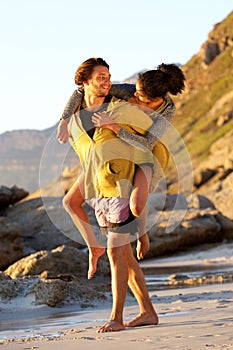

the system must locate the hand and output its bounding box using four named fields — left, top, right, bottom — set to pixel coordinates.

left=136, top=233, right=150, bottom=260
left=92, top=111, right=120, bottom=134
left=92, top=111, right=113, bottom=128
left=57, top=119, right=69, bottom=144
